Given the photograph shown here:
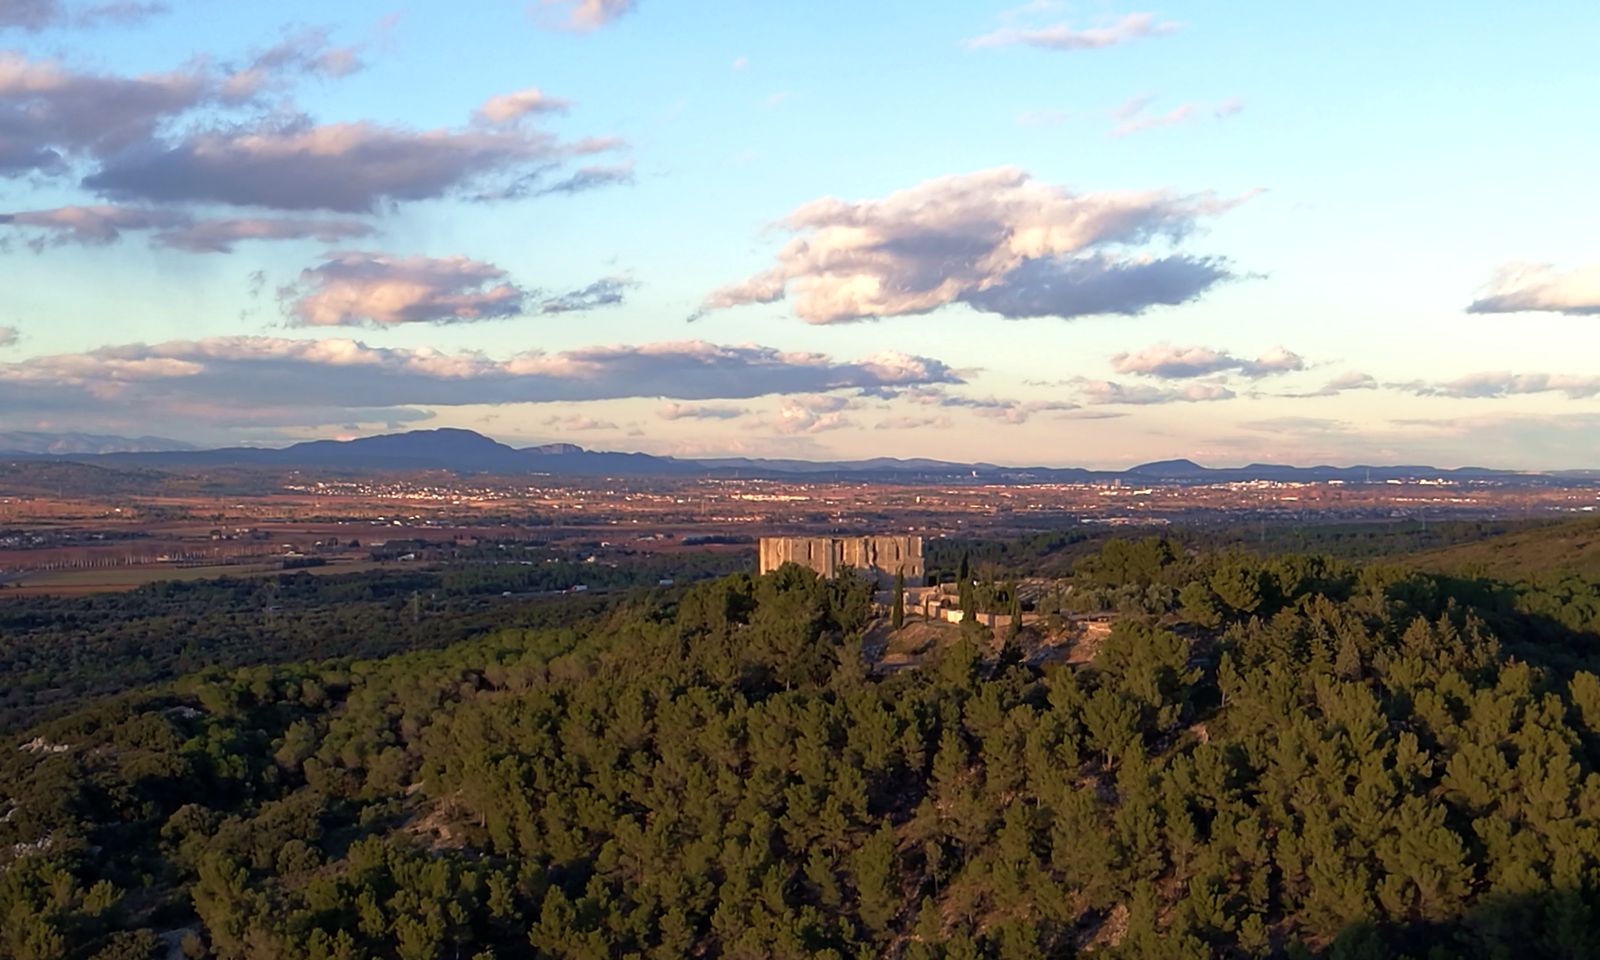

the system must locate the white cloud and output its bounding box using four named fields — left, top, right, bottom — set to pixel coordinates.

left=1412, top=371, right=1600, bottom=400
left=969, top=12, right=1178, bottom=51
left=220, top=27, right=365, bottom=102
left=538, top=0, right=637, bottom=32
left=767, top=394, right=855, bottom=435
left=0, top=325, right=17, bottom=348
left=1111, top=343, right=1305, bottom=379
left=698, top=166, right=1244, bottom=324
left=874, top=414, right=954, bottom=431
left=542, top=413, right=618, bottom=432
left=1071, top=377, right=1236, bottom=405
left=476, top=87, right=572, bottom=125
left=903, top=386, right=1081, bottom=424
left=1285, top=371, right=1377, bottom=398
left=1109, top=96, right=1243, bottom=137
left=1467, top=261, right=1600, bottom=315
left=659, top=402, right=747, bottom=421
